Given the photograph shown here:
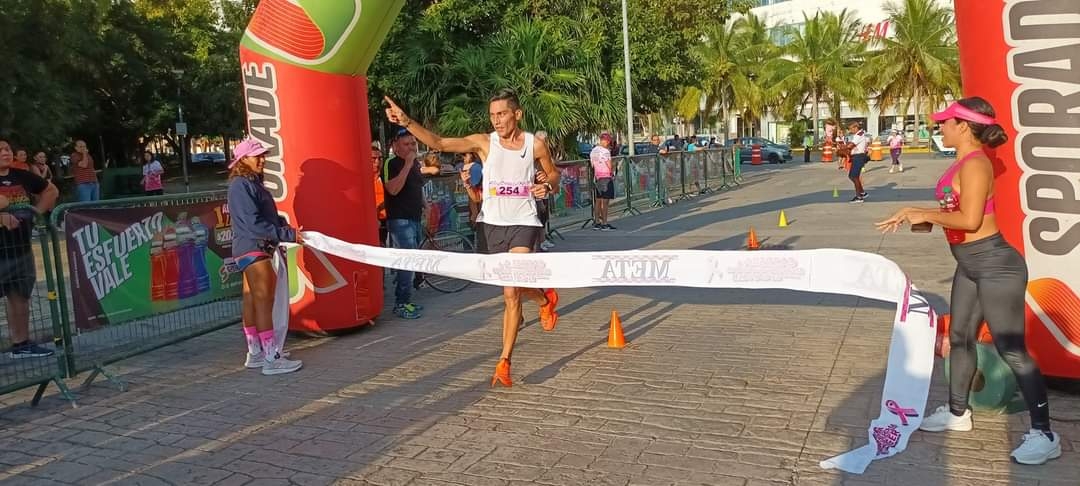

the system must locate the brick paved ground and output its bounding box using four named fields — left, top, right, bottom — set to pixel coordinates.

left=0, top=156, right=1076, bottom=485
